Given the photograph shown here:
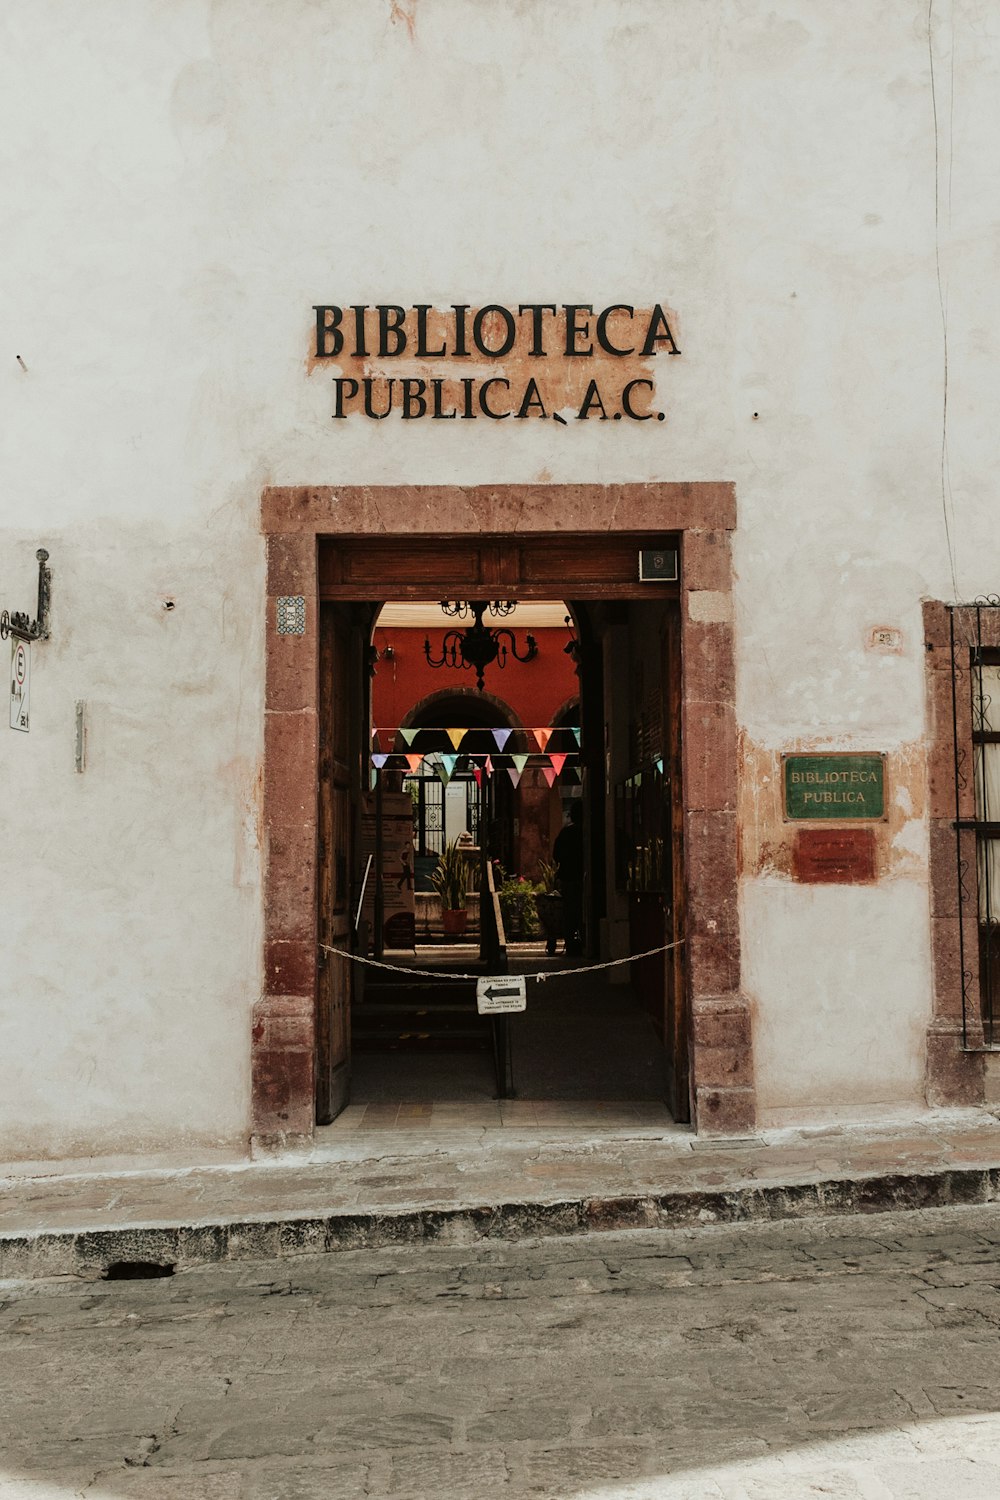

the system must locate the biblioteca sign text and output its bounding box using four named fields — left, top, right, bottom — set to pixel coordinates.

left=311, top=303, right=681, bottom=423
